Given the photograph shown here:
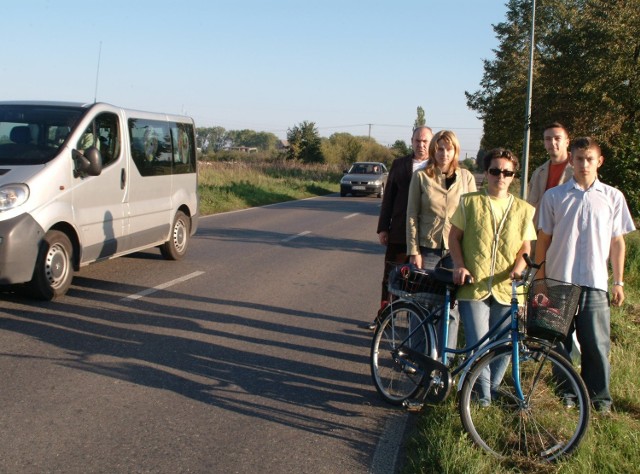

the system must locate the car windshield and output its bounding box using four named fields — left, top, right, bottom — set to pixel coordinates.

left=0, top=104, right=85, bottom=165
left=349, top=163, right=380, bottom=174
